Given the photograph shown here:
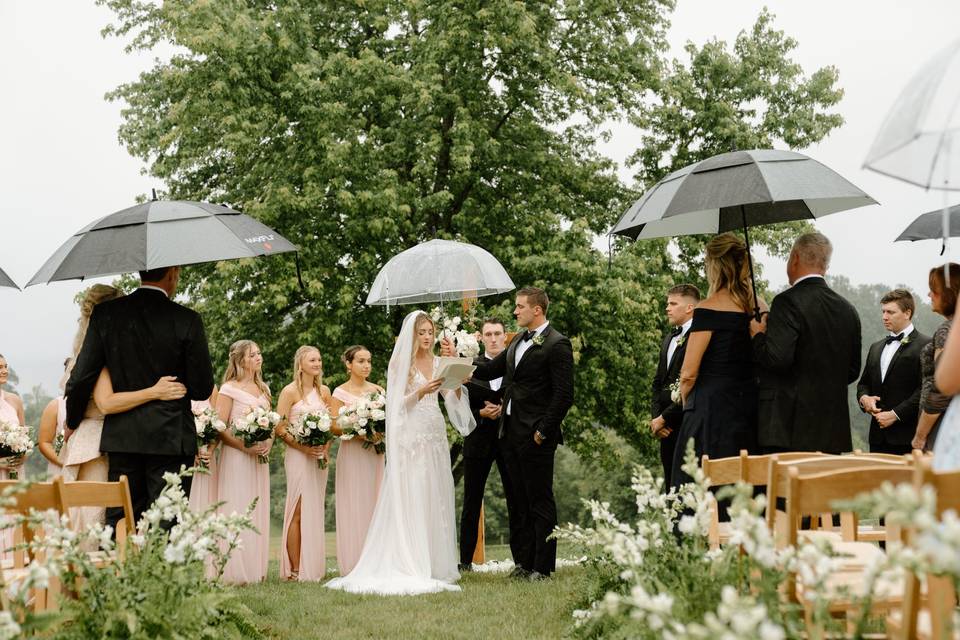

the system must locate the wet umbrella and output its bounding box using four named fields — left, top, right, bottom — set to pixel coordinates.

left=365, top=238, right=515, bottom=306
left=610, top=149, right=877, bottom=318
left=0, top=267, right=19, bottom=290
left=27, top=199, right=297, bottom=286
left=895, top=203, right=960, bottom=251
